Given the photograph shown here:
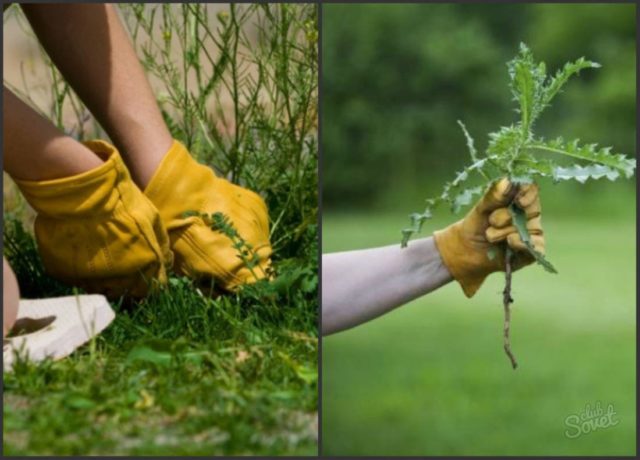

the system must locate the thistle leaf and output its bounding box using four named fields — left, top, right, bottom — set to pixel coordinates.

left=552, top=164, right=621, bottom=183
left=487, top=125, right=521, bottom=164
left=527, top=137, right=636, bottom=179
left=457, top=120, right=479, bottom=163
left=401, top=158, right=495, bottom=247
left=543, top=57, right=601, bottom=107
left=440, top=158, right=495, bottom=211
left=512, top=156, right=555, bottom=178
left=452, top=186, right=483, bottom=213
left=507, top=43, right=547, bottom=133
